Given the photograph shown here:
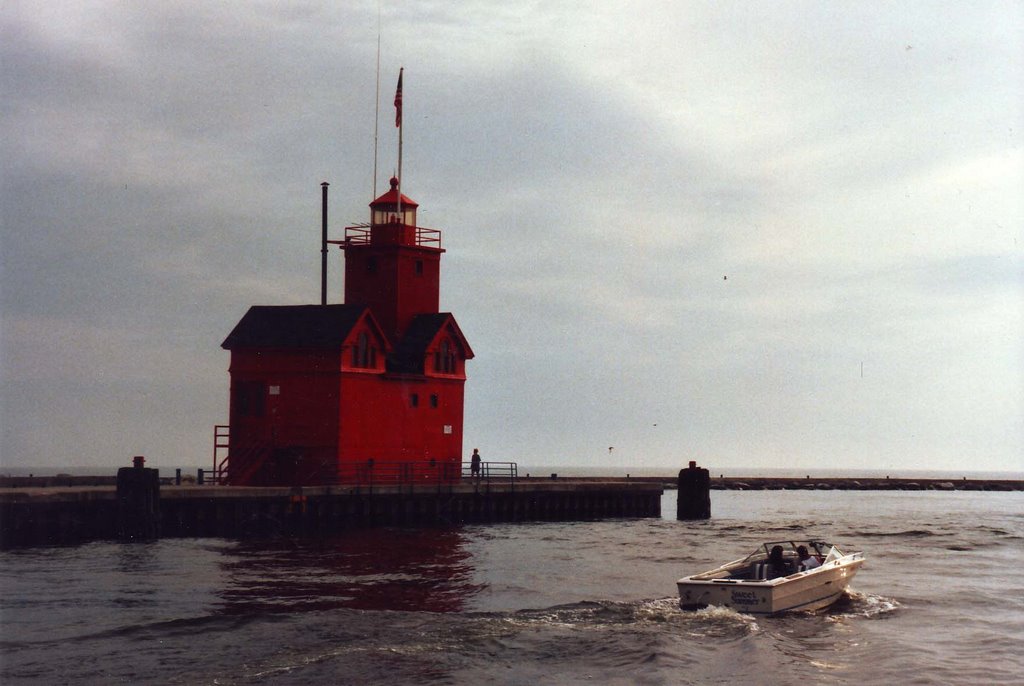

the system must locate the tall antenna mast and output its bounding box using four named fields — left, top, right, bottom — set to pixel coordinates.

left=372, top=3, right=381, bottom=198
